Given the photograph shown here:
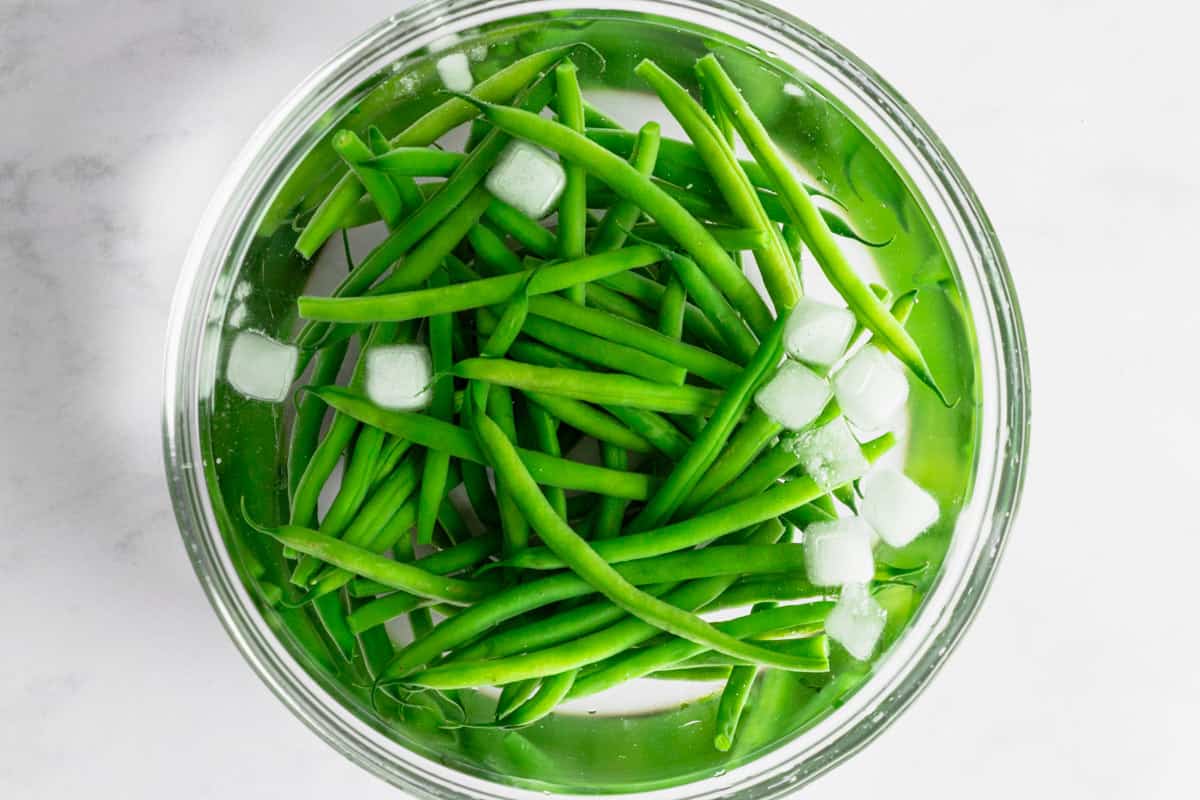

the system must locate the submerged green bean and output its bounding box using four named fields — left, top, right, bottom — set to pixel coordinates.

left=695, top=54, right=951, bottom=404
